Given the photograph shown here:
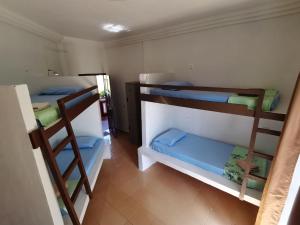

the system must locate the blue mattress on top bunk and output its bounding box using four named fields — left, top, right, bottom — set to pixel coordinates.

left=151, top=132, right=234, bottom=176
left=56, top=139, right=104, bottom=179
left=31, top=94, right=66, bottom=104
left=149, top=88, right=233, bottom=103
left=31, top=92, right=92, bottom=109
